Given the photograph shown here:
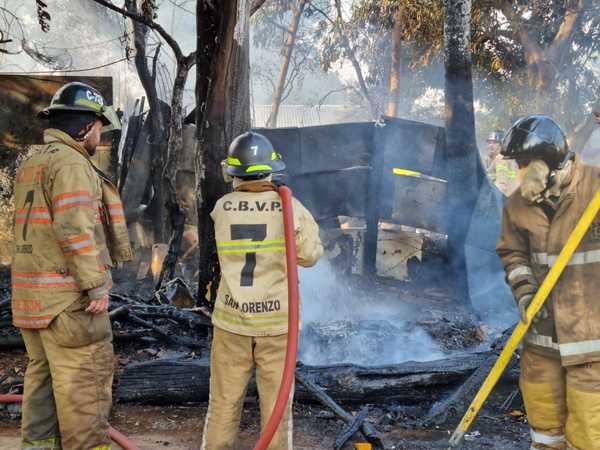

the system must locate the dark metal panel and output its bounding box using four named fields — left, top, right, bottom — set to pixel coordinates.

left=391, top=176, right=448, bottom=234
left=296, top=122, right=373, bottom=174
left=379, top=116, right=445, bottom=177
left=258, top=124, right=374, bottom=222
left=376, top=117, right=447, bottom=229
left=291, top=167, right=369, bottom=222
